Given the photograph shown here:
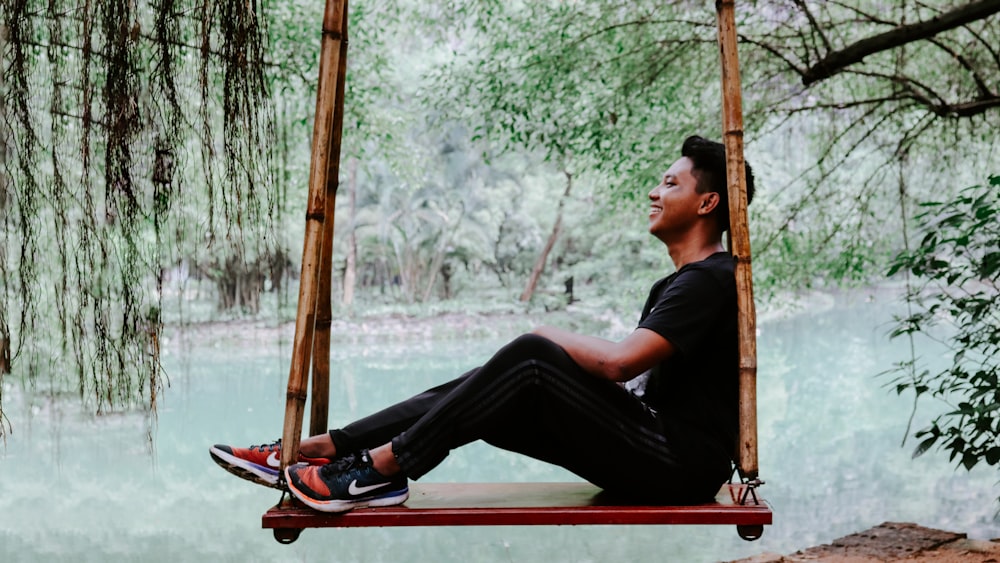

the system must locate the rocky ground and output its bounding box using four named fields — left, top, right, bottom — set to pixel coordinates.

left=732, top=522, right=1000, bottom=562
